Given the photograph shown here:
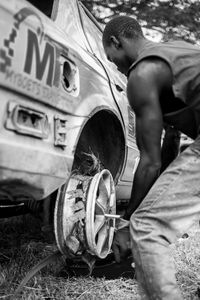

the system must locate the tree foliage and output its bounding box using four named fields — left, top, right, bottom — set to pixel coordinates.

left=80, top=0, right=200, bottom=43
